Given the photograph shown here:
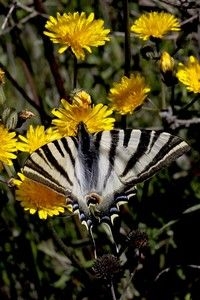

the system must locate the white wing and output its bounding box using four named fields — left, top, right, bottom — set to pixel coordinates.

left=93, top=129, right=190, bottom=197
left=23, top=136, right=79, bottom=197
